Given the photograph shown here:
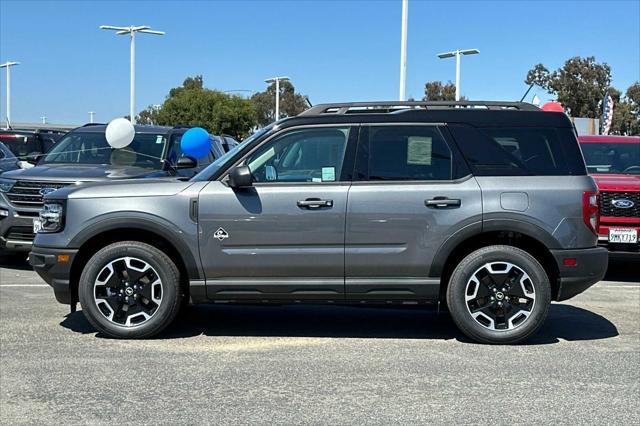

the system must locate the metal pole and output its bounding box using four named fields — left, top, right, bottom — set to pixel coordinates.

left=399, top=0, right=408, bottom=101
left=130, top=29, right=136, bottom=124
left=455, top=50, right=461, bottom=101
left=6, top=65, right=11, bottom=127
left=89, top=111, right=95, bottom=123
left=275, top=77, right=280, bottom=121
